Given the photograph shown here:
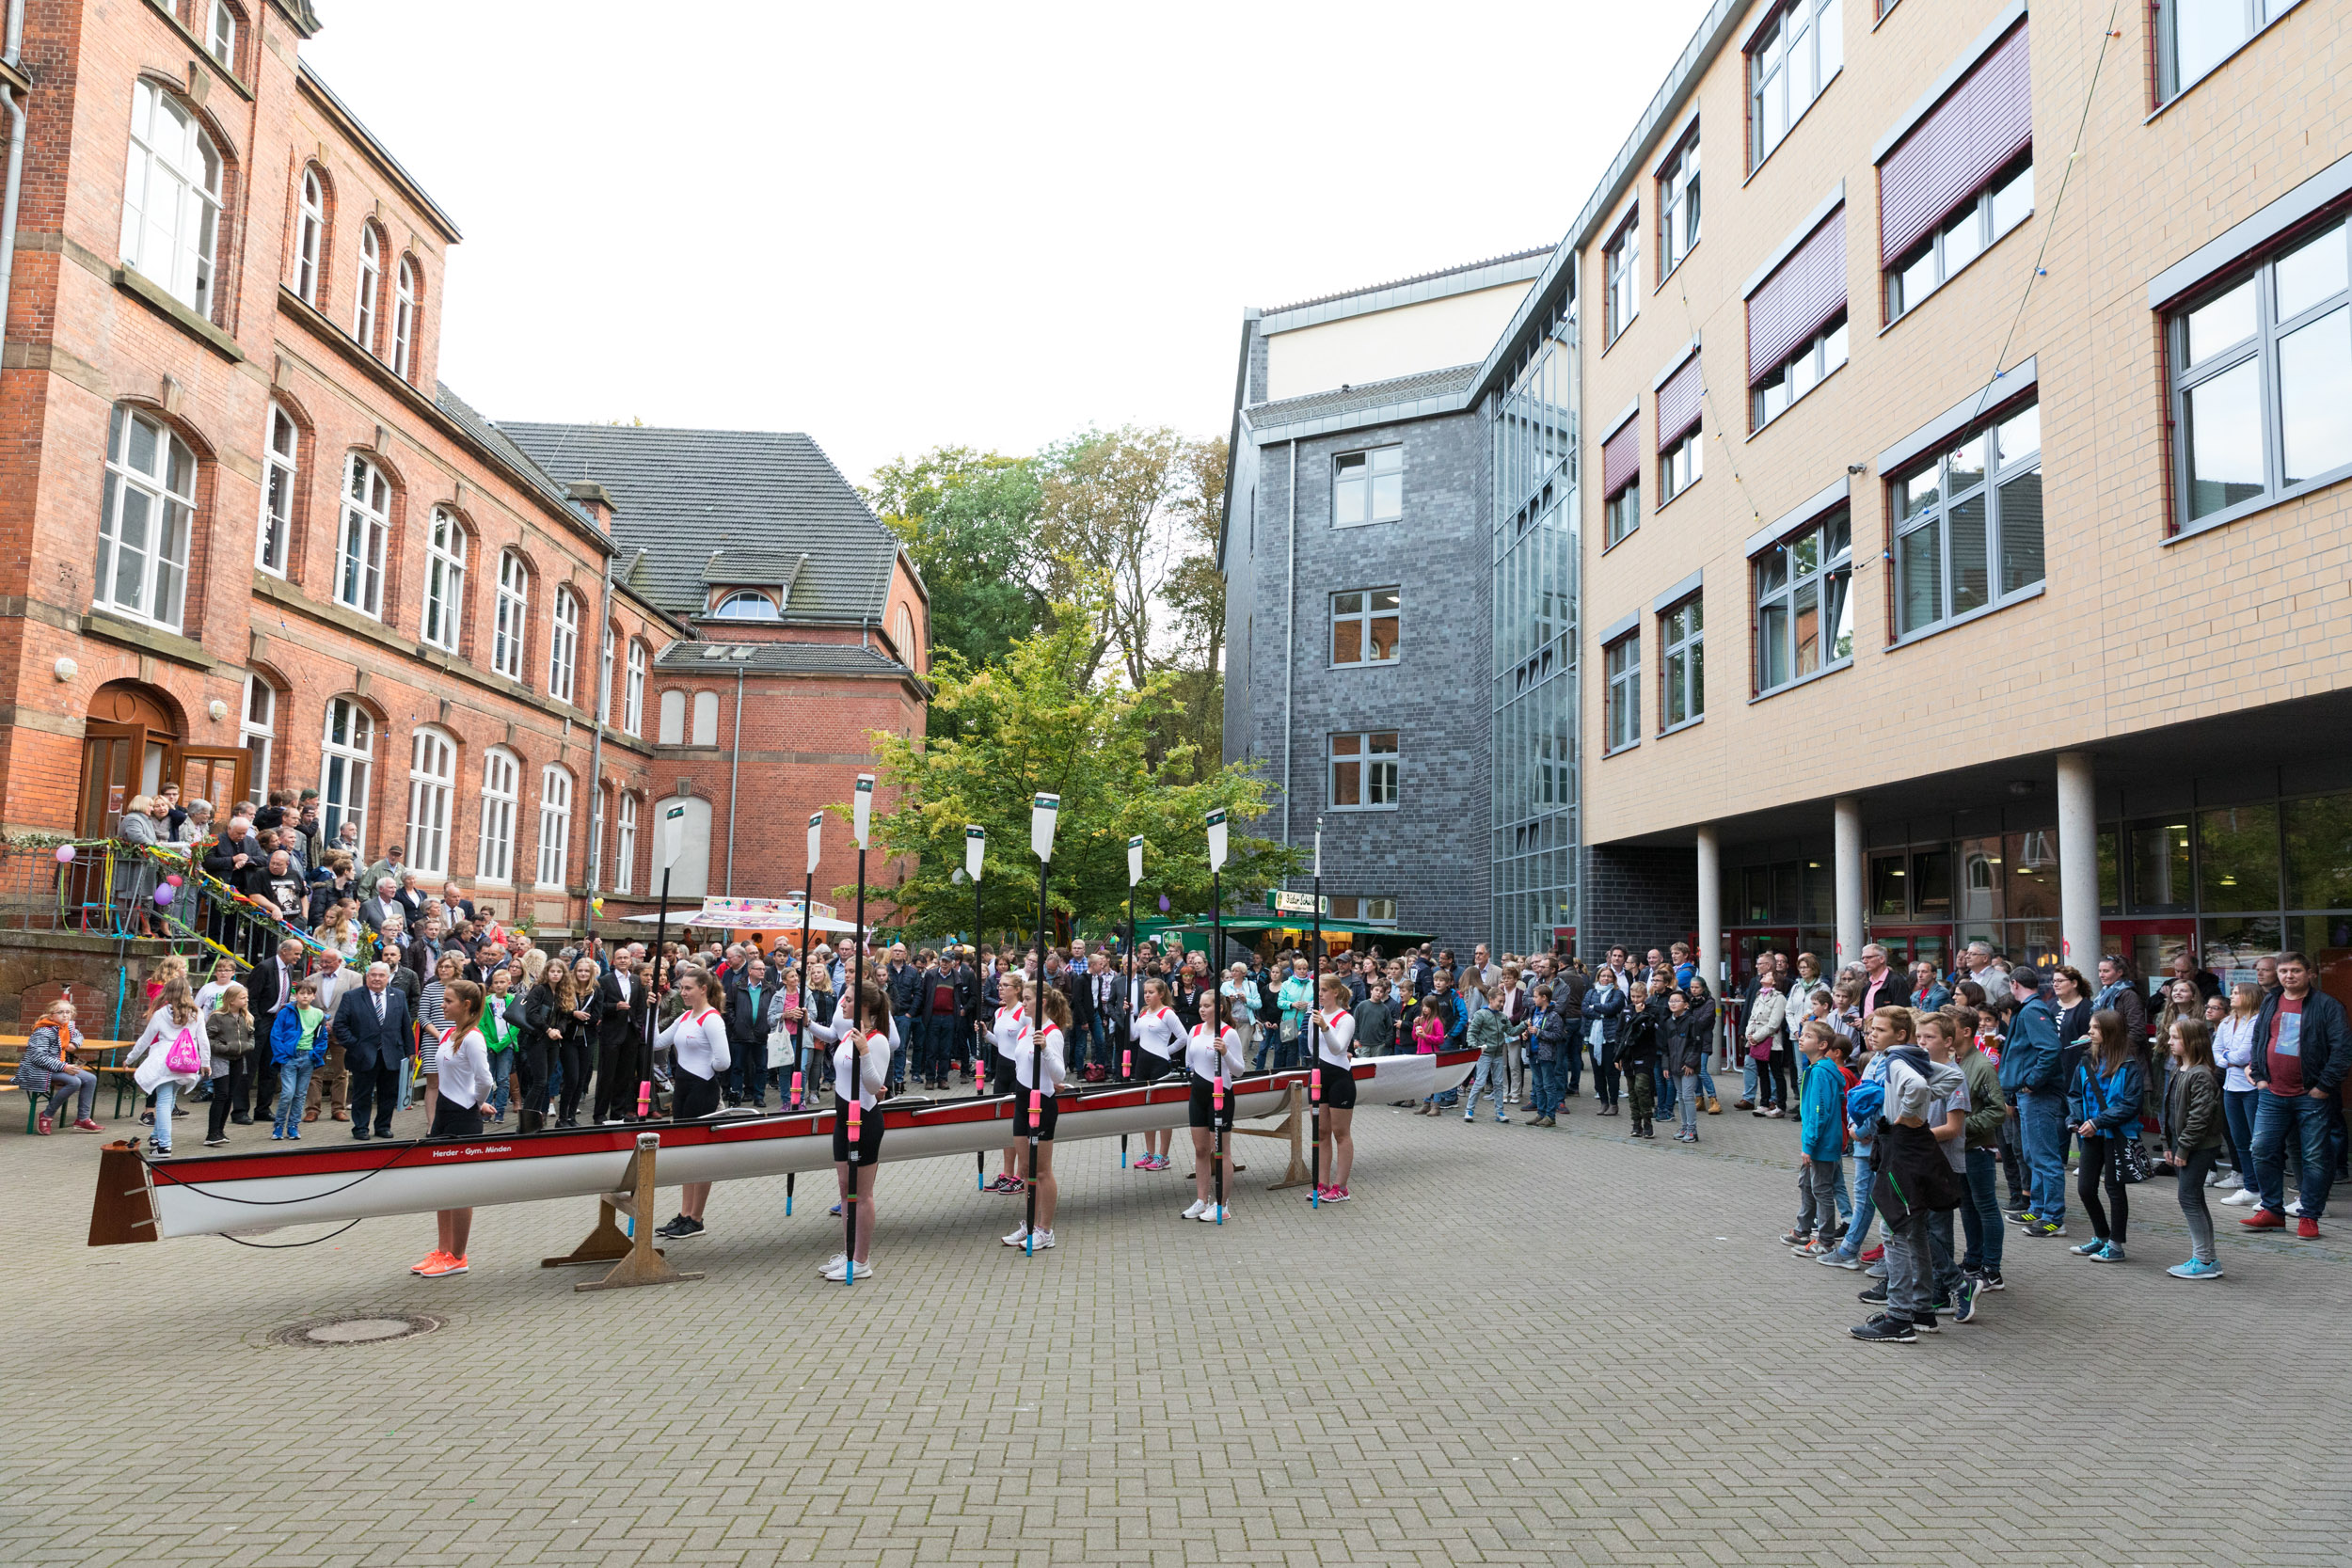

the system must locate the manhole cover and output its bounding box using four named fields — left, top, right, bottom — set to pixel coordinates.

left=271, top=1312, right=444, bottom=1349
